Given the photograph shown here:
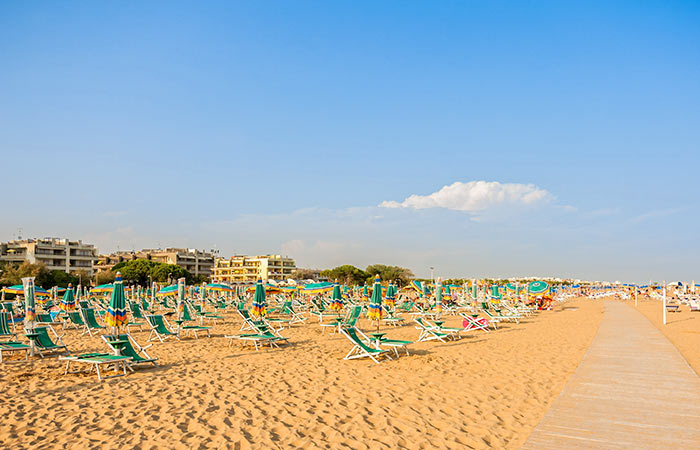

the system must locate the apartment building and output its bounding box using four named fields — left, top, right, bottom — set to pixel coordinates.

left=211, top=255, right=296, bottom=284
left=95, top=248, right=215, bottom=276
left=0, top=238, right=98, bottom=275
